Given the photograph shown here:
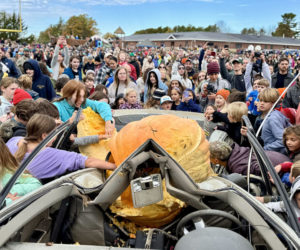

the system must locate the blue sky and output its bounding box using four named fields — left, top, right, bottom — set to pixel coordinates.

left=1, top=0, right=300, bottom=37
